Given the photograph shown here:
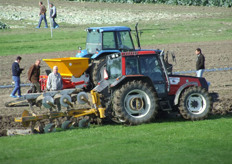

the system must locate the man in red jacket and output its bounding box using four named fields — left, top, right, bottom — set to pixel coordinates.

left=28, top=60, right=41, bottom=93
